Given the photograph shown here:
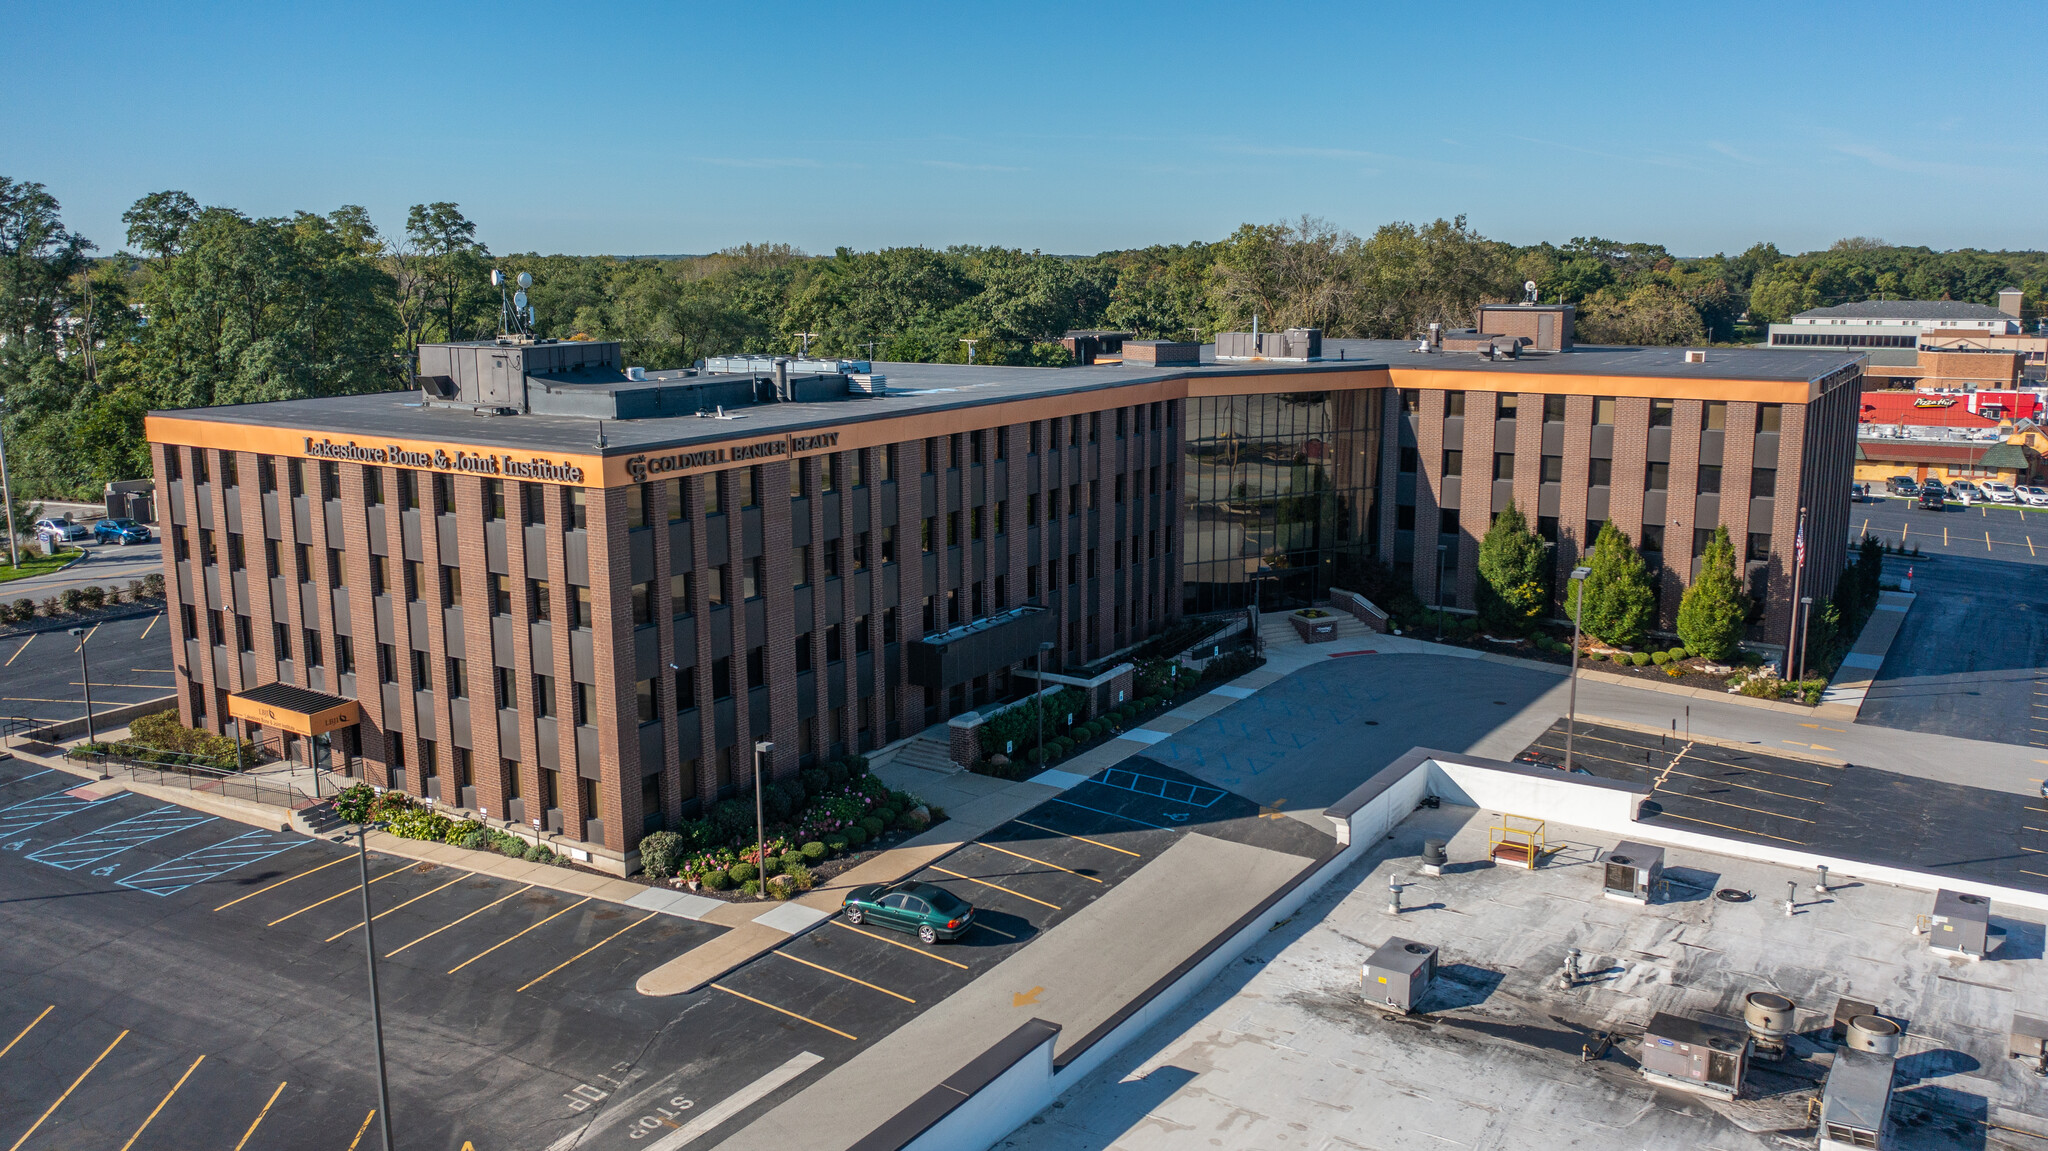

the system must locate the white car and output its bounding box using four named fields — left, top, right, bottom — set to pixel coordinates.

left=1981, top=481, right=2018, bottom=503
left=2019, top=485, right=2048, bottom=507
left=32, top=516, right=89, bottom=542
